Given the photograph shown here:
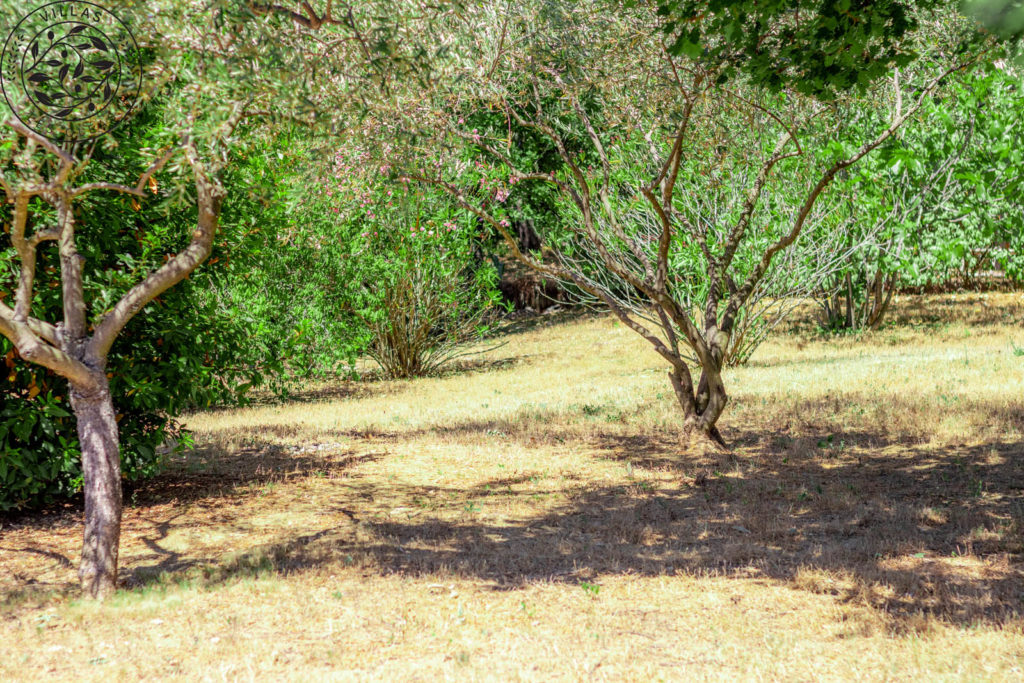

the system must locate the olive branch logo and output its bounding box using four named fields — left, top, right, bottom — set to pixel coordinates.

left=1, top=1, right=141, bottom=143
left=24, top=22, right=119, bottom=120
